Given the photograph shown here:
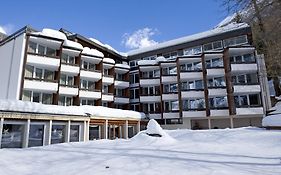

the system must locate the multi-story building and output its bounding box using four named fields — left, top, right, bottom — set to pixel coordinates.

left=0, top=23, right=271, bottom=131
left=127, top=23, right=271, bottom=129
